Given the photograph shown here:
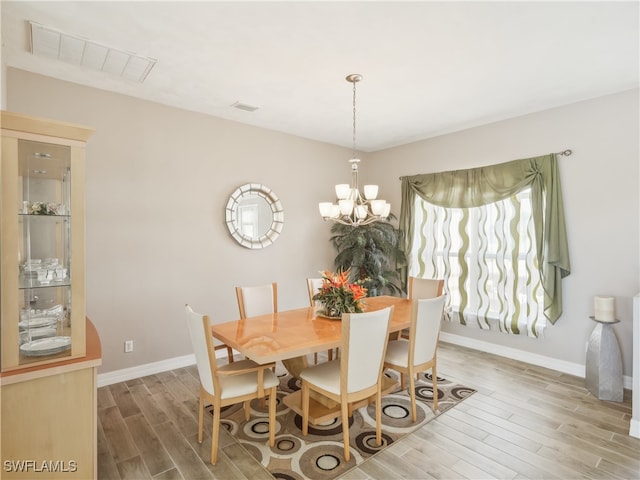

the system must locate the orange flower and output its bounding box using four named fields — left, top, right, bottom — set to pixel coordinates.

left=313, top=268, right=368, bottom=316
left=348, top=283, right=367, bottom=301
left=335, top=269, right=349, bottom=287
